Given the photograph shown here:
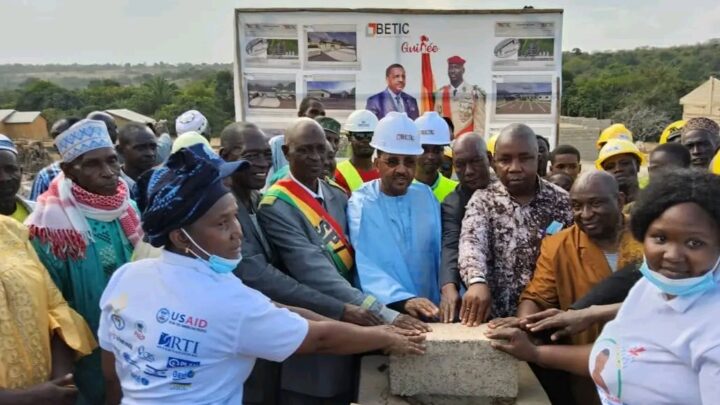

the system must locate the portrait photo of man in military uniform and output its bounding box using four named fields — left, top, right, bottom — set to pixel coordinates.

left=435, top=55, right=487, bottom=138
